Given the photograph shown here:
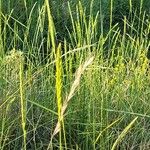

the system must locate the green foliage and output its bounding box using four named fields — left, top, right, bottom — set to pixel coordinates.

left=0, top=0, right=149, bottom=149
